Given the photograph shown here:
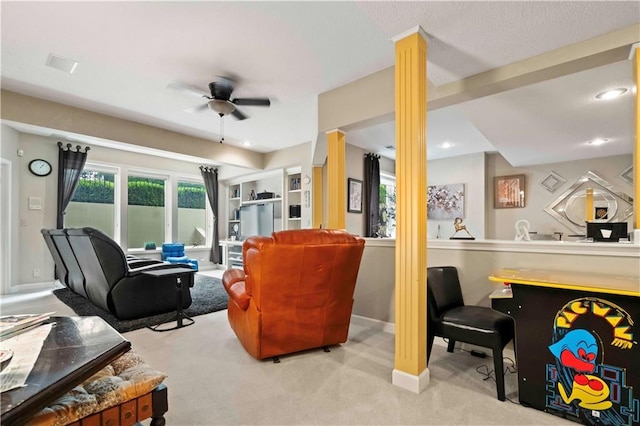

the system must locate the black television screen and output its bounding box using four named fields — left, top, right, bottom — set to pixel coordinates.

left=586, top=222, right=628, bottom=242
